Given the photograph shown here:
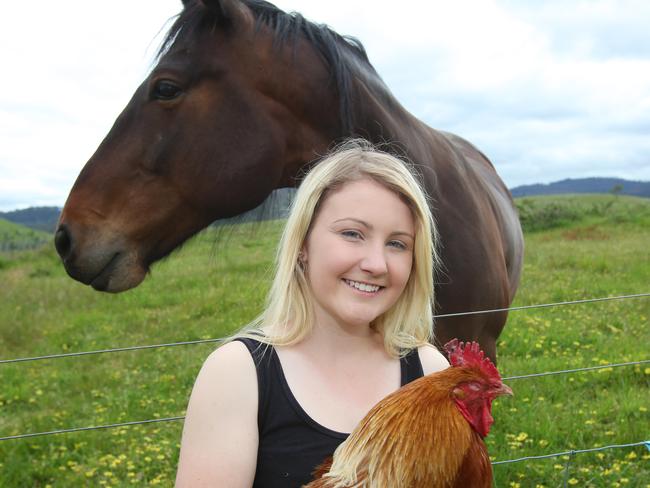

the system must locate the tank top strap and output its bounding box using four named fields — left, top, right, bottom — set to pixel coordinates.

left=400, top=347, right=424, bottom=385
left=233, top=337, right=274, bottom=429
